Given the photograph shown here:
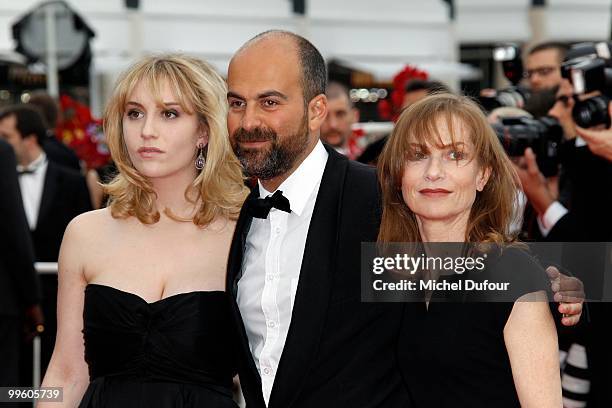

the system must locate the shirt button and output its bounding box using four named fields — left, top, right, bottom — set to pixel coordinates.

left=263, top=367, right=272, bottom=375
left=267, top=320, right=276, bottom=328
left=266, top=275, right=274, bottom=282
left=275, top=227, right=281, bottom=234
